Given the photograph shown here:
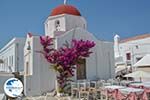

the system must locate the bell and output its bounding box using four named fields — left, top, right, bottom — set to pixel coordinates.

left=27, top=45, right=31, bottom=50
left=27, top=41, right=31, bottom=50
